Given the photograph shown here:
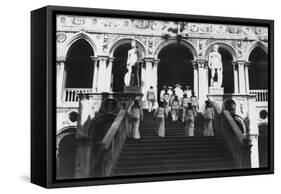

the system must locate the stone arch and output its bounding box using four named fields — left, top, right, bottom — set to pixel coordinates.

left=108, top=37, right=146, bottom=58
left=65, top=31, right=97, bottom=58
left=246, top=40, right=268, bottom=60
left=154, top=39, right=198, bottom=59
left=56, top=126, right=76, bottom=149
left=204, top=42, right=237, bottom=61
